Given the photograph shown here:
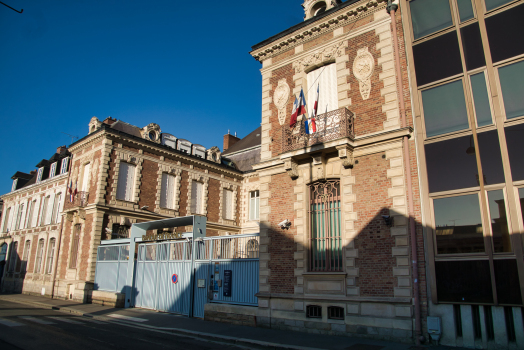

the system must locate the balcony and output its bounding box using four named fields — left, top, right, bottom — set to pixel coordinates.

left=282, top=107, right=355, bottom=153
left=64, top=191, right=89, bottom=210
